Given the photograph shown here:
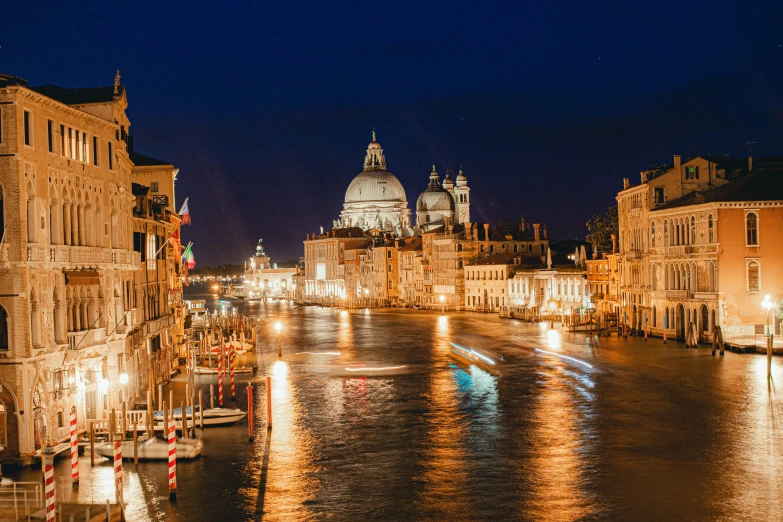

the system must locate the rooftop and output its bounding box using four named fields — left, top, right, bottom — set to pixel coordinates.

left=131, top=151, right=173, bottom=167
left=29, top=84, right=123, bottom=105
left=653, top=169, right=783, bottom=210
